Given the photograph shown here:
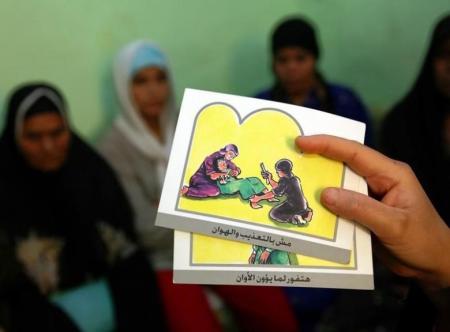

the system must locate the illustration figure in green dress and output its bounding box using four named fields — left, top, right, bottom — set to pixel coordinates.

left=248, top=245, right=298, bottom=265
left=215, top=158, right=278, bottom=209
